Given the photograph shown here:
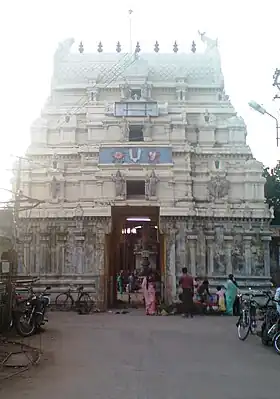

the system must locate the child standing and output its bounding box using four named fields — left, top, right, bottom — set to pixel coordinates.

left=216, top=286, right=226, bottom=312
